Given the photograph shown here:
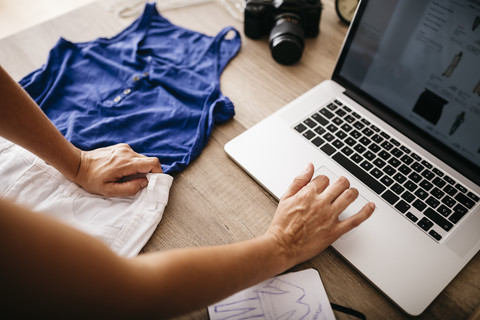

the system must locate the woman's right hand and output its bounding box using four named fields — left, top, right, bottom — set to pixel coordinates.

left=266, top=162, right=375, bottom=267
